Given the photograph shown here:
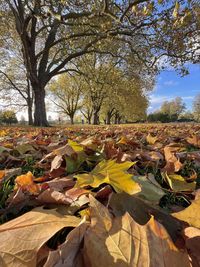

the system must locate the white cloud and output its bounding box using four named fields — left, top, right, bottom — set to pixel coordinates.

left=182, top=96, right=194, bottom=100
left=163, top=80, right=179, bottom=86
left=149, top=94, right=171, bottom=104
